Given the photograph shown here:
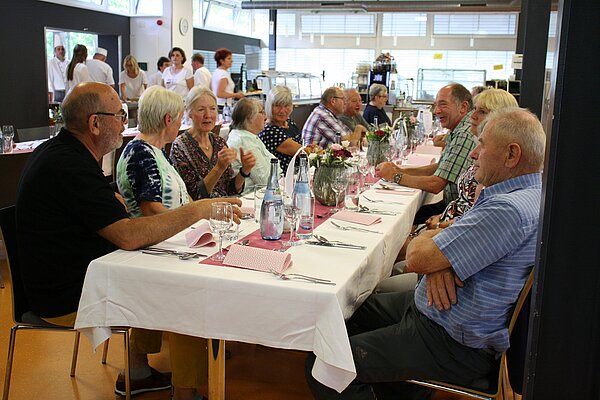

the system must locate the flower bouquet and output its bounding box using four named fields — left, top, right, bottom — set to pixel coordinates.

left=310, top=142, right=352, bottom=206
